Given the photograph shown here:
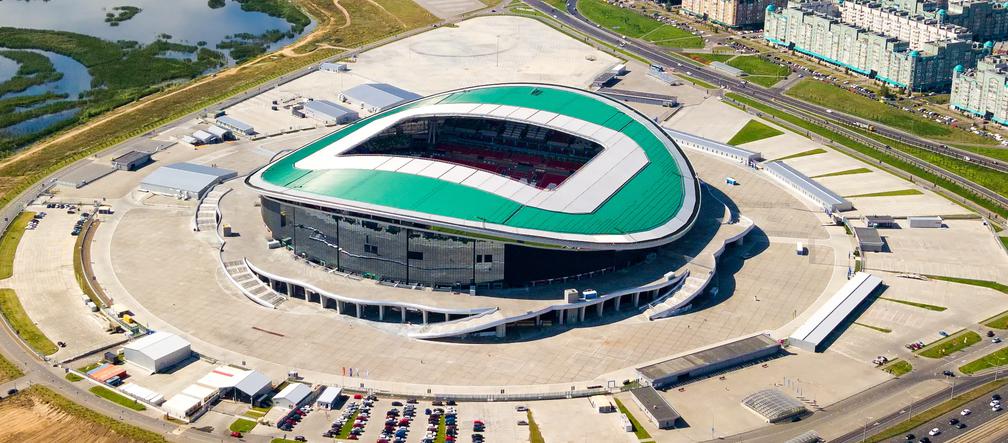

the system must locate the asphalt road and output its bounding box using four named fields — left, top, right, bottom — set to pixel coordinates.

left=527, top=0, right=1008, bottom=214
